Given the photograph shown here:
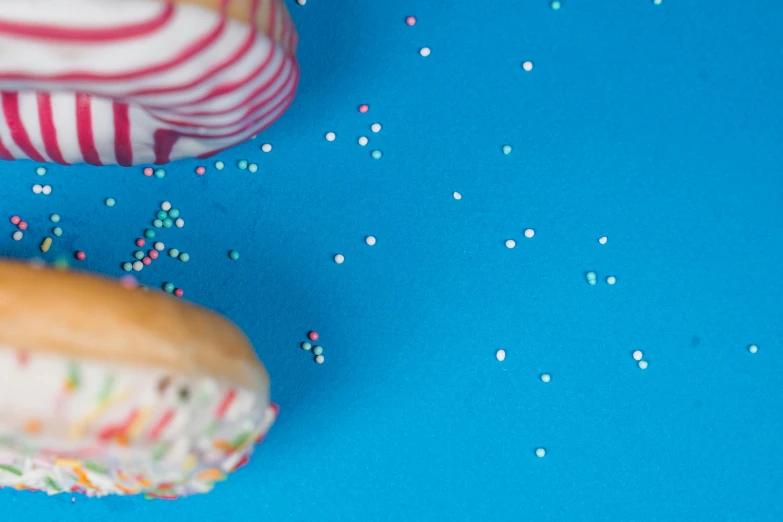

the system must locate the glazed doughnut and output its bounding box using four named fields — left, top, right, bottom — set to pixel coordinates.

left=0, top=259, right=276, bottom=498
left=0, top=0, right=298, bottom=166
